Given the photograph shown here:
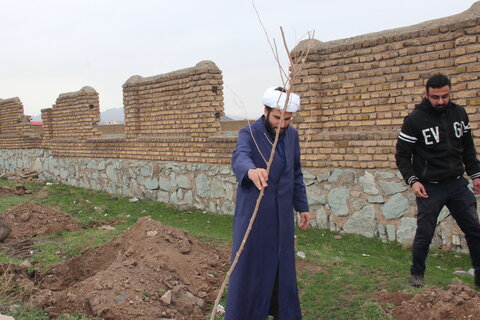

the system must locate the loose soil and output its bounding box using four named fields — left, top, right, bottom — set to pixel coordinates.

left=0, top=185, right=31, bottom=196
left=30, top=216, right=229, bottom=320
left=376, top=281, right=480, bottom=320
left=0, top=201, right=81, bottom=243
